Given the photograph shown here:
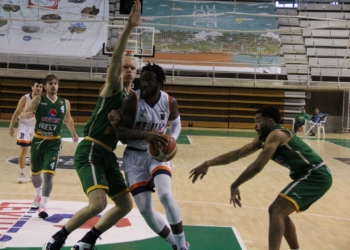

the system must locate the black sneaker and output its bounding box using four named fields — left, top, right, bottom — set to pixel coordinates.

left=42, top=237, right=66, bottom=250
